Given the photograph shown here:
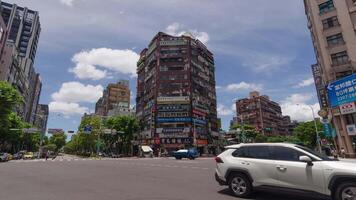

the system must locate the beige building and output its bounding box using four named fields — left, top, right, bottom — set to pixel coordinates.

left=95, top=80, right=131, bottom=116
left=304, top=0, right=356, bottom=157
